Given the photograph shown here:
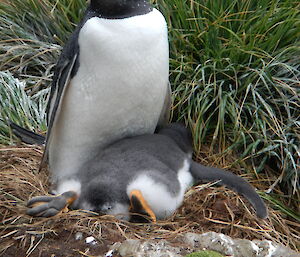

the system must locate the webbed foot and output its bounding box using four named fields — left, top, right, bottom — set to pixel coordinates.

left=129, top=190, right=156, bottom=223
left=26, top=191, right=78, bottom=217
